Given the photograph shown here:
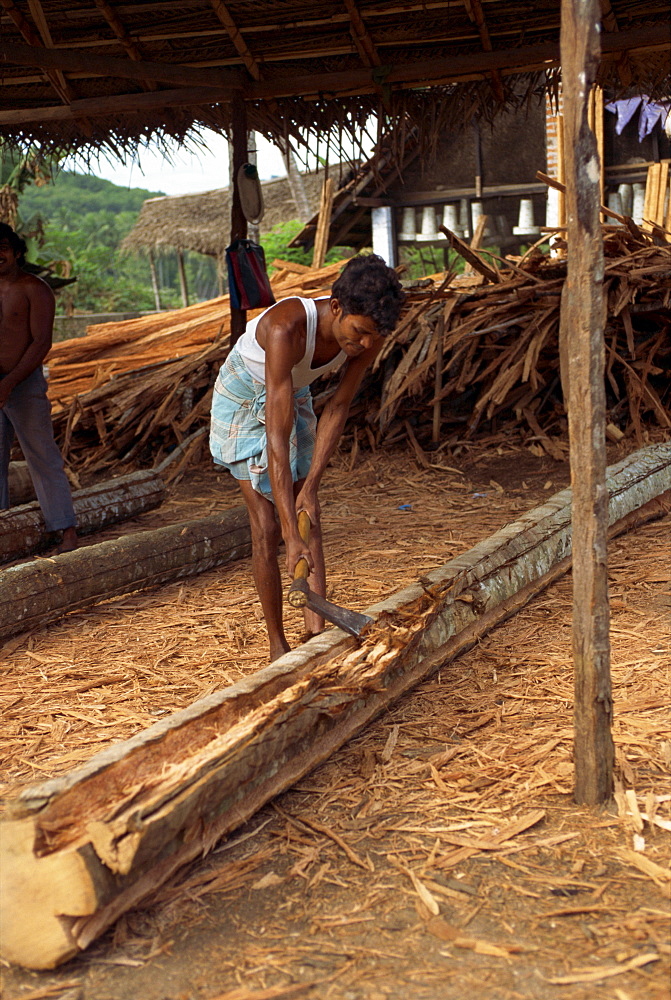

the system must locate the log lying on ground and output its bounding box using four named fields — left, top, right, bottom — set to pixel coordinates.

left=7, top=462, right=36, bottom=505
left=1, top=443, right=669, bottom=970
left=0, top=507, right=251, bottom=641
left=0, top=470, right=166, bottom=564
